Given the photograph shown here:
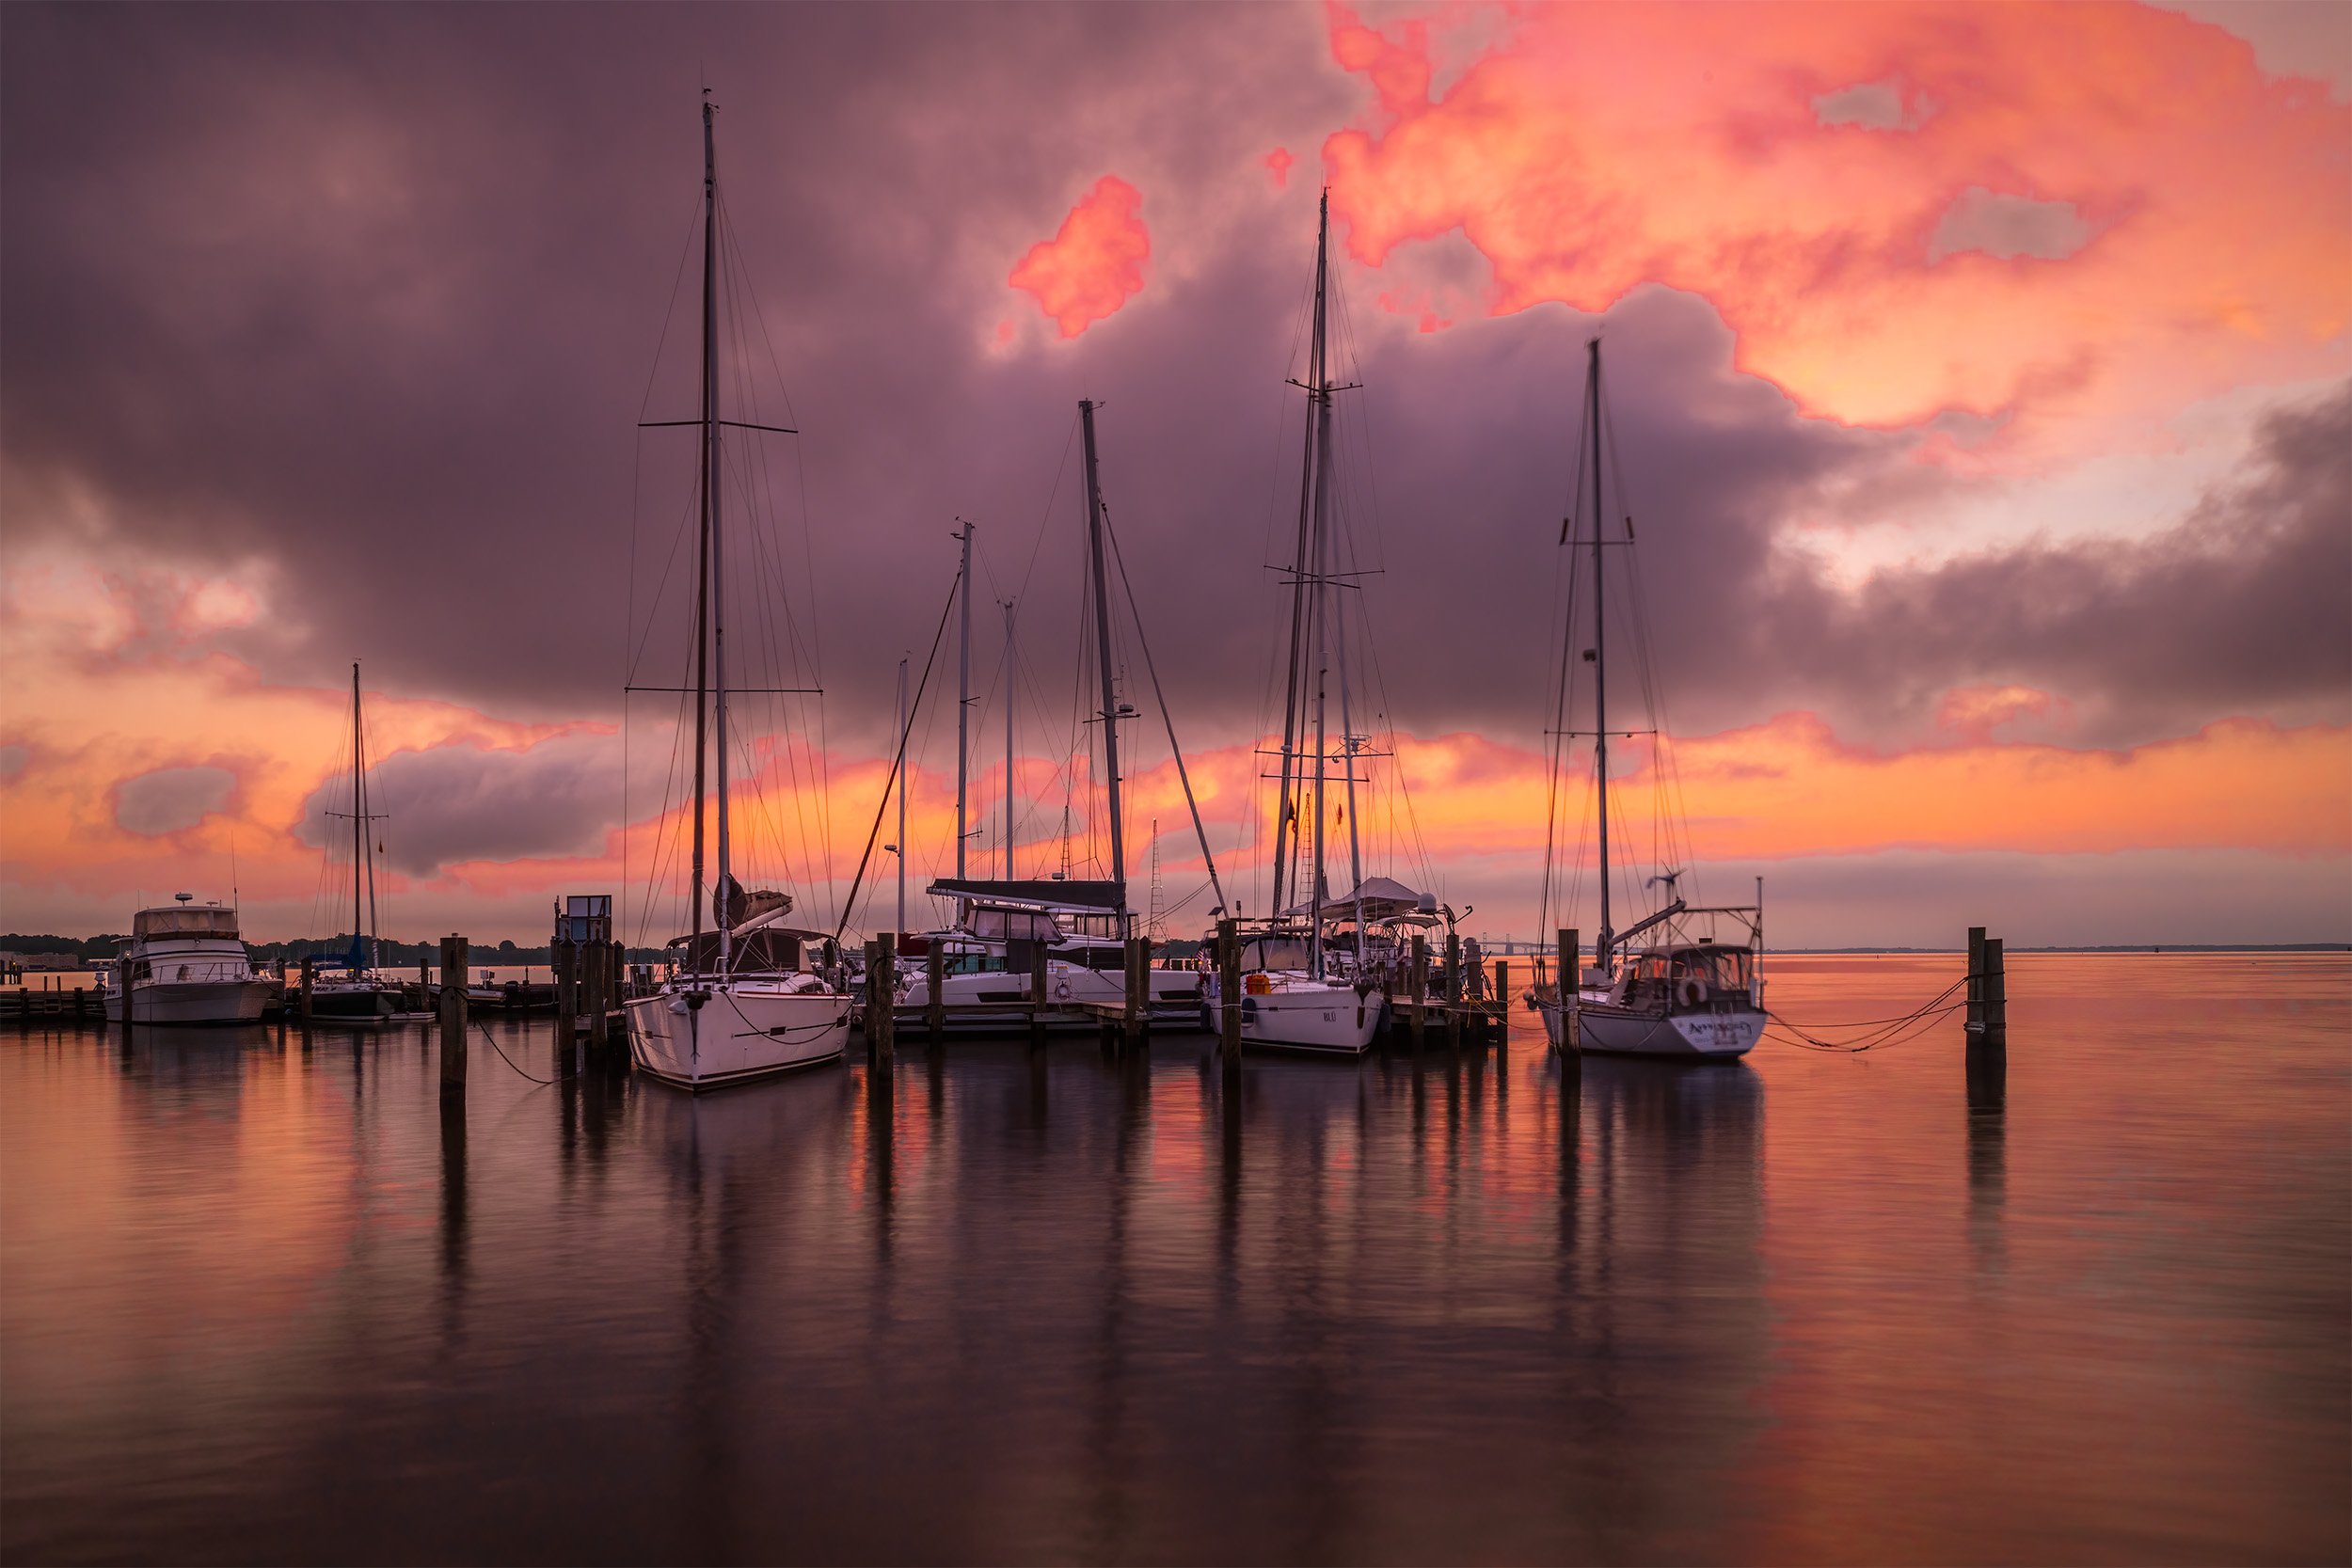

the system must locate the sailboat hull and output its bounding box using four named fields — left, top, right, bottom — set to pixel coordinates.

left=626, top=982, right=850, bottom=1090
left=1536, top=996, right=1763, bottom=1058
left=1233, top=978, right=1383, bottom=1054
